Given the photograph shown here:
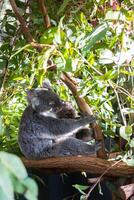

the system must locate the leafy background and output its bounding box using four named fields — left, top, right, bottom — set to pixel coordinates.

left=0, top=0, right=134, bottom=198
